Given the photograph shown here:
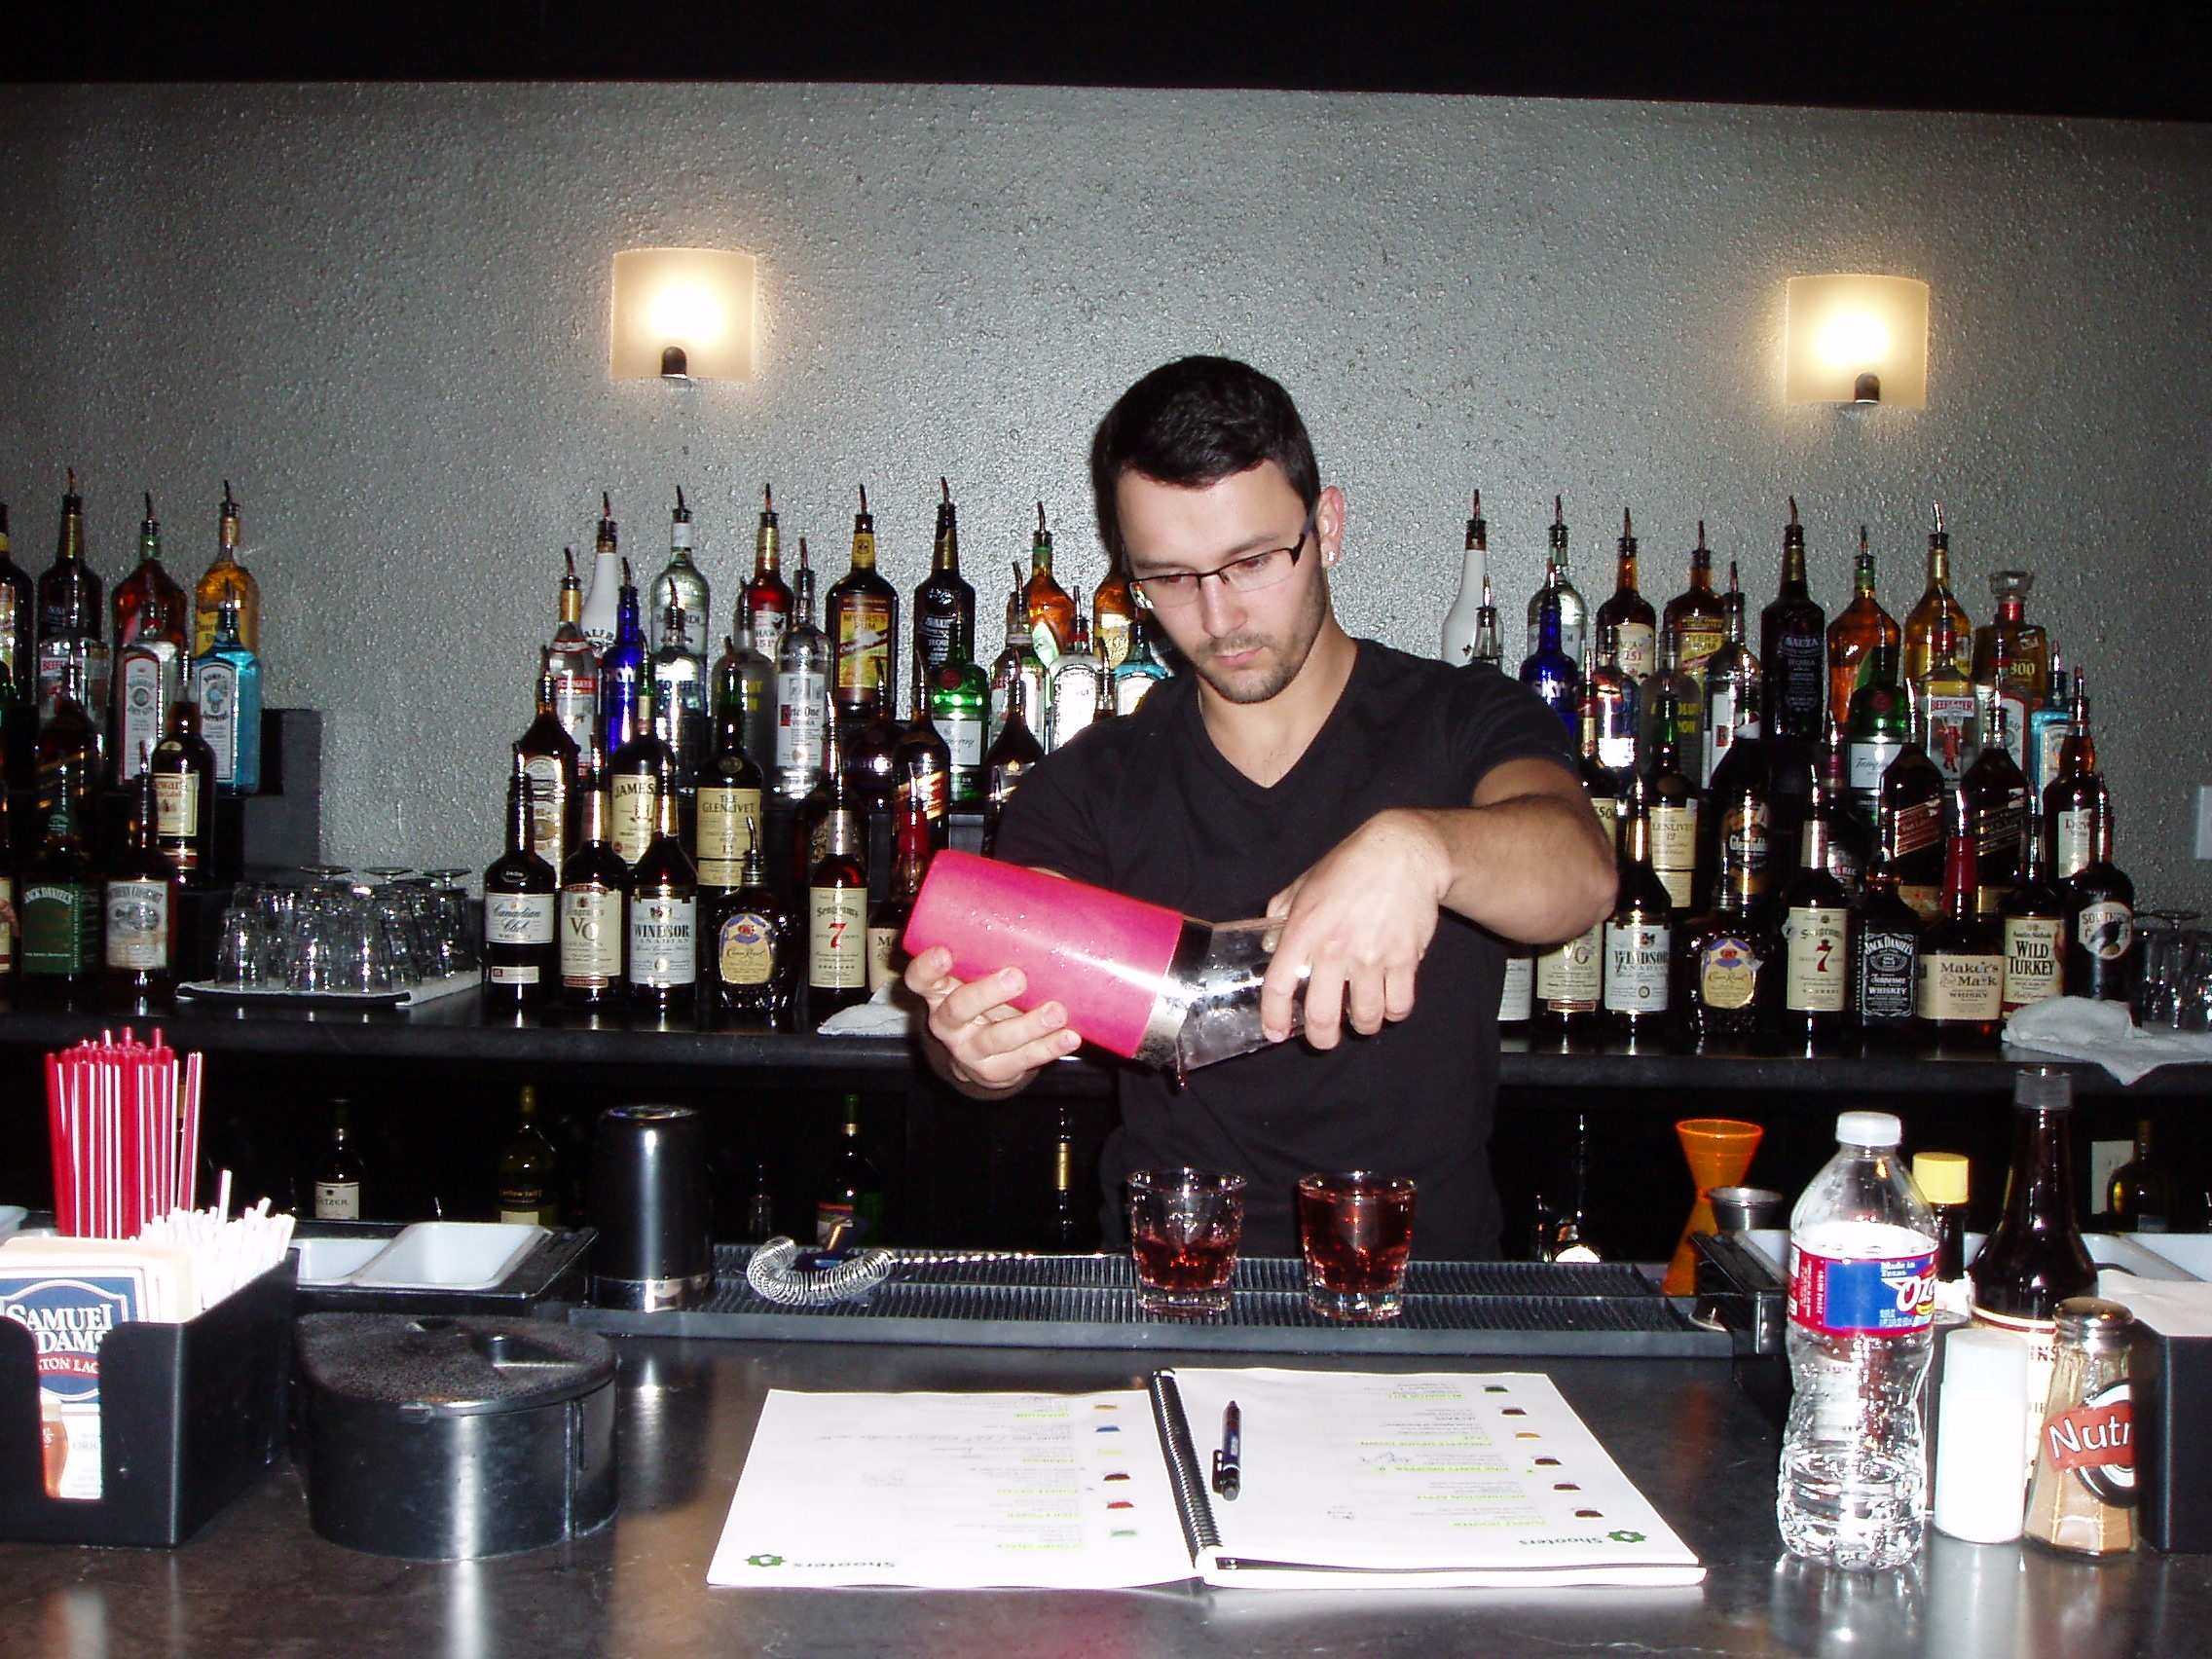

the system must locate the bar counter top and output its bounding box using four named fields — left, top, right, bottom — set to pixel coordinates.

left=1, top=1336, right=2203, bottom=1658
